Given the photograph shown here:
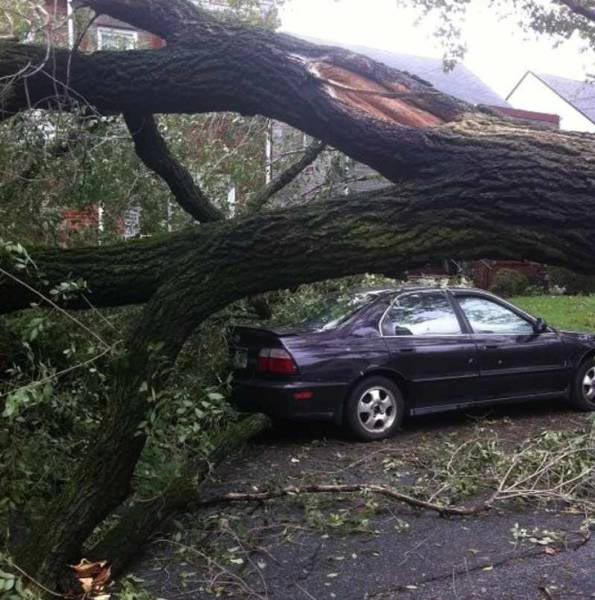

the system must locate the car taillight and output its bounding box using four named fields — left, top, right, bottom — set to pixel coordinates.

left=257, top=348, right=298, bottom=374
